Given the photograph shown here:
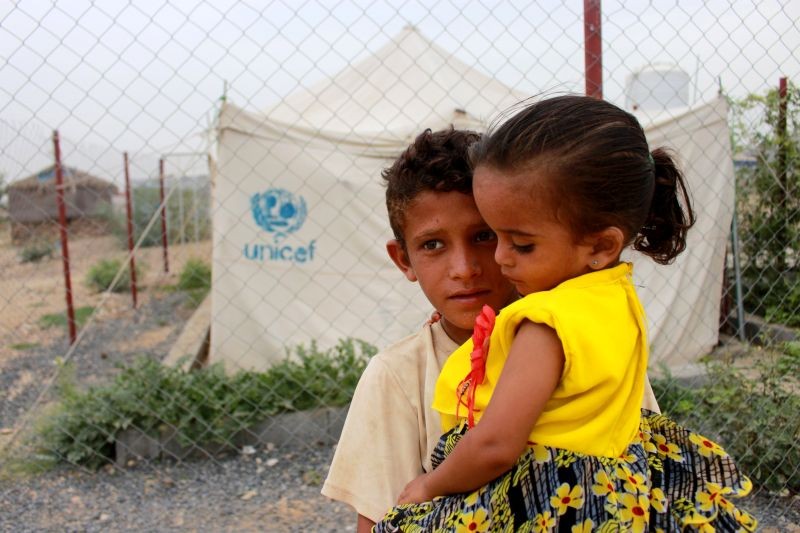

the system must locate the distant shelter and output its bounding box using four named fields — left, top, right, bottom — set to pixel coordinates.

left=8, top=165, right=117, bottom=242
